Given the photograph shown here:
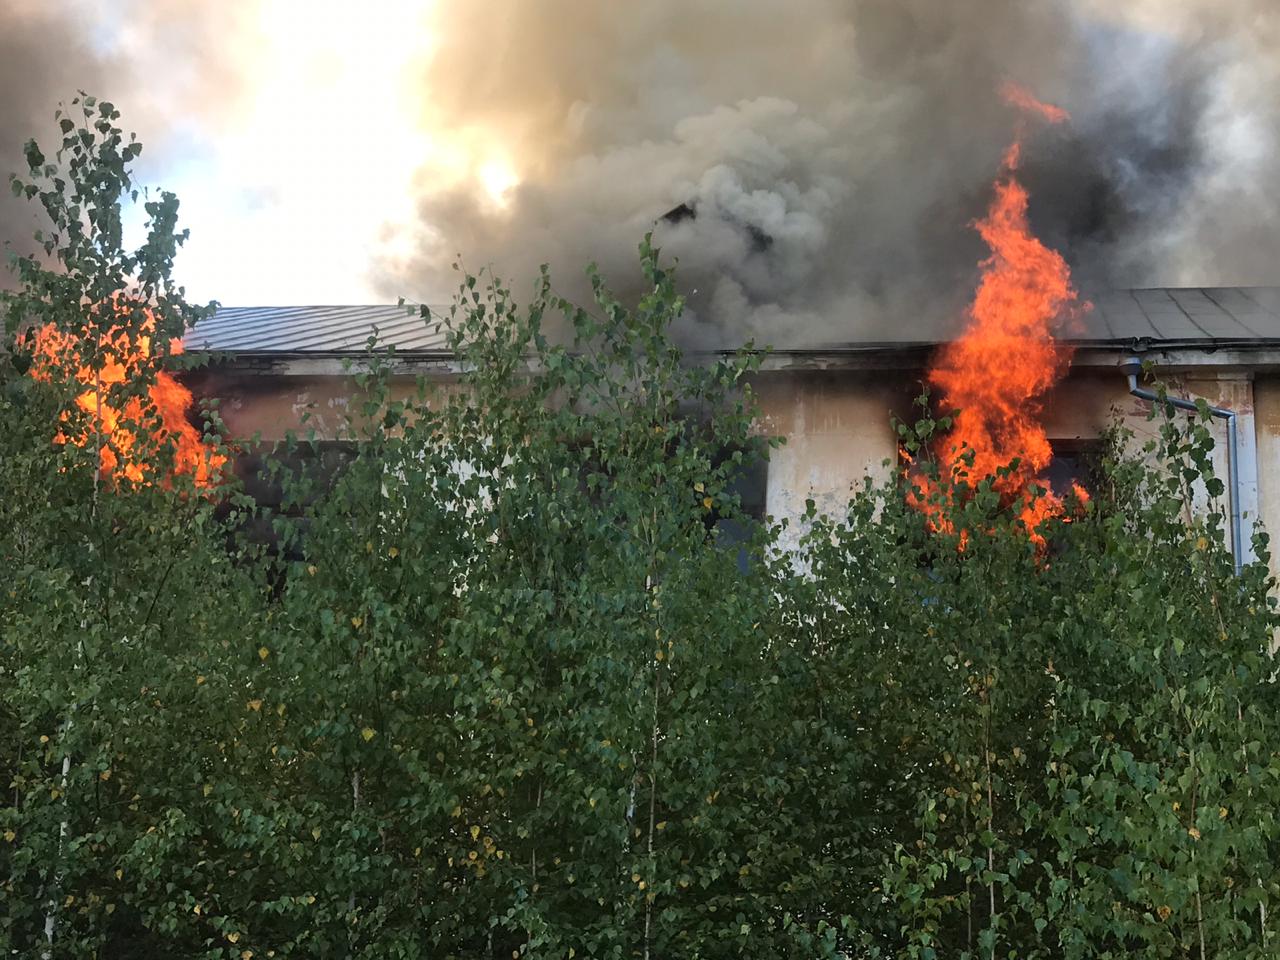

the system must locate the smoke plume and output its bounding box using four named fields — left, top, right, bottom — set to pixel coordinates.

left=1, top=1, right=1276, bottom=339
left=376, top=0, right=1280, bottom=346
left=0, top=2, right=105, bottom=277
